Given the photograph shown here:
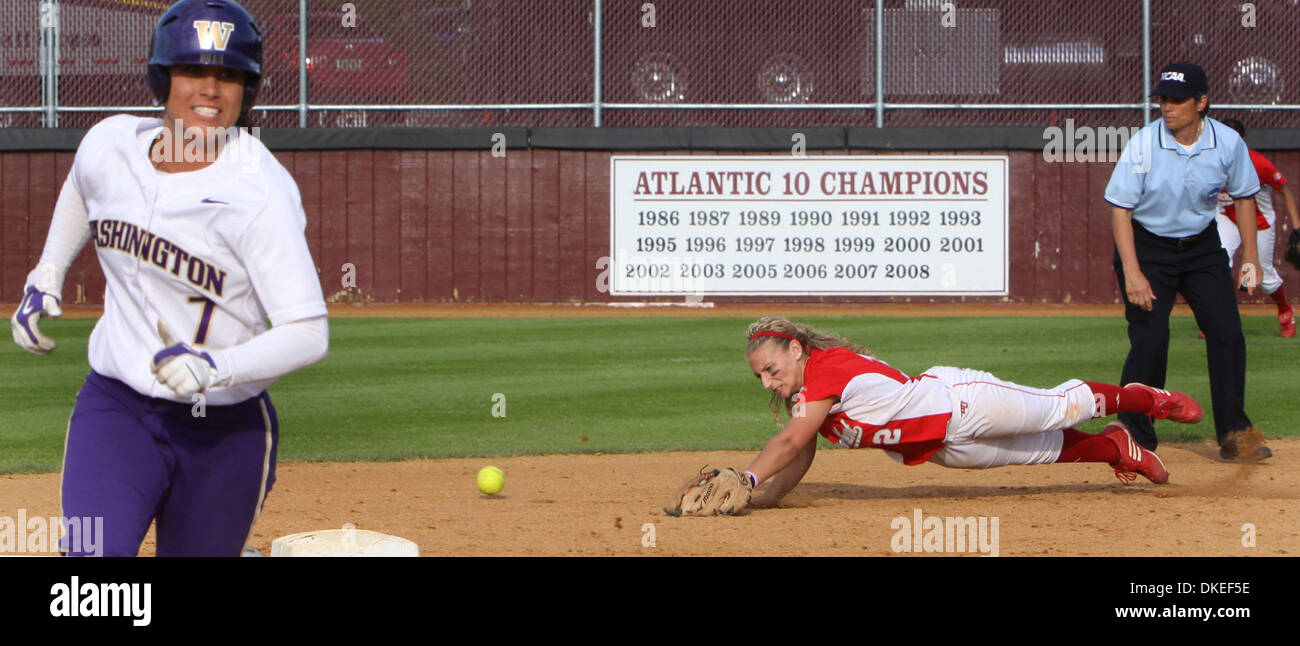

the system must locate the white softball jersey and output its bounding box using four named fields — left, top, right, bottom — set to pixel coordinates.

left=37, top=115, right=327, bottom=405
left=1213, top=148, right=1288, bottom=293
left=800, top=348, right=1095, bottom=468
left=800, top=347, right=954, bottom=465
